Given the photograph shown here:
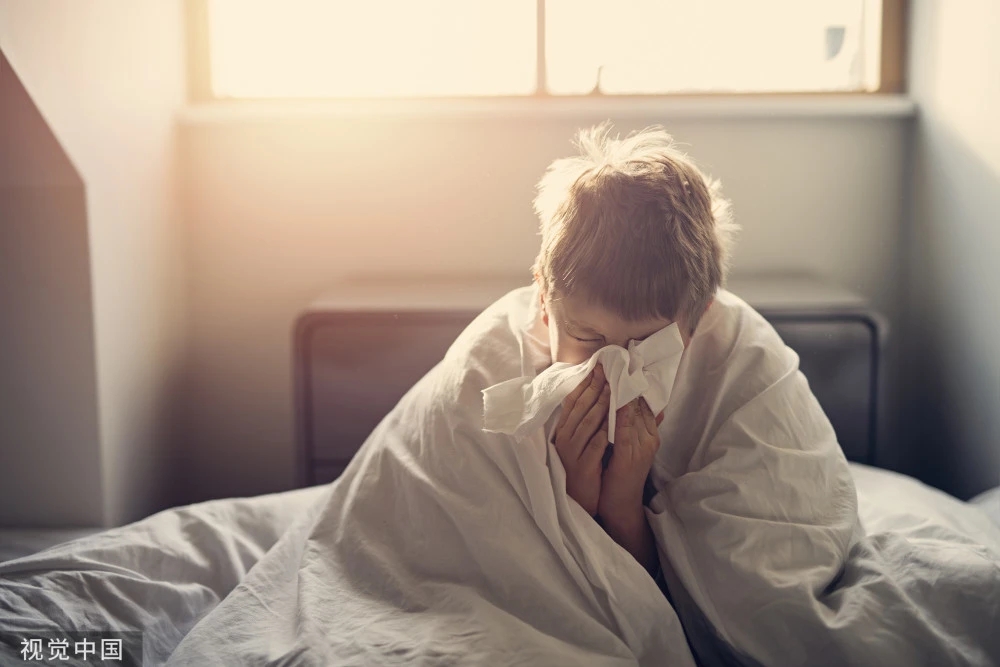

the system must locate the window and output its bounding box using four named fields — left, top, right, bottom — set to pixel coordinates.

left=188, top=0, right=905, bottom=100
left=203, top=0, right=537, bottom=98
